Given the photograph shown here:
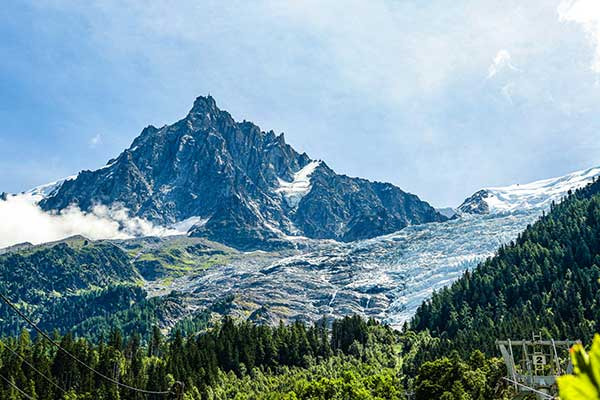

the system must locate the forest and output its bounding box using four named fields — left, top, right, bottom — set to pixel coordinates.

left=0, top=315, right=509, bottom=400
